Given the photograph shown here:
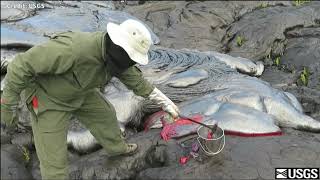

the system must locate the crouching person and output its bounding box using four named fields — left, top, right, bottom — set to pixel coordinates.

left=1, top=19, right=179, bottom=180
